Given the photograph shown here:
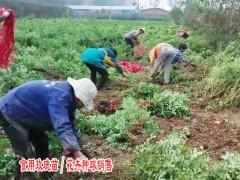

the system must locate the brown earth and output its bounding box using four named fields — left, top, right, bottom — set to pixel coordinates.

left=95, top=66, right=240, bottom=168
left=94, top=80, right=131, bottom=110
left=47, top=67, right=240, bottom=179
left=1, top=61, right=239, bottom=180
left=57, top=80, right=133, bottom=180
left=57, top=135, right=133, bottom=180
left=57, top=108, right=240, bottom=179
left=5, top=66, right=239, bottom=180
left=156, top=109, right=240, bottom=161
